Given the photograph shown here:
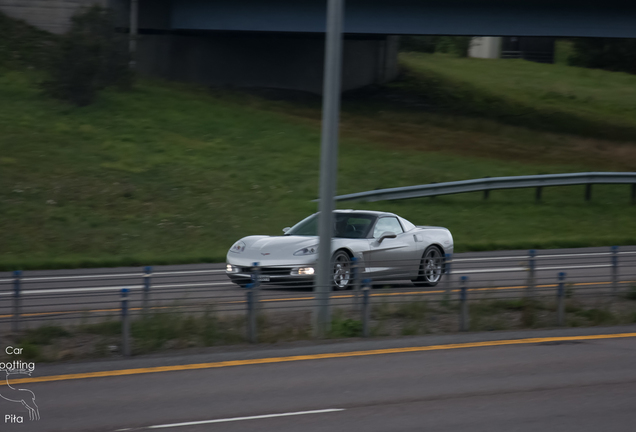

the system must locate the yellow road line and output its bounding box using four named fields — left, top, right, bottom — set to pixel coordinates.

left=3, top=332, right=636, bottom=387
left=1, top=280, right=633, bottom=319
left=0, top=306, right=168, bottom=319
